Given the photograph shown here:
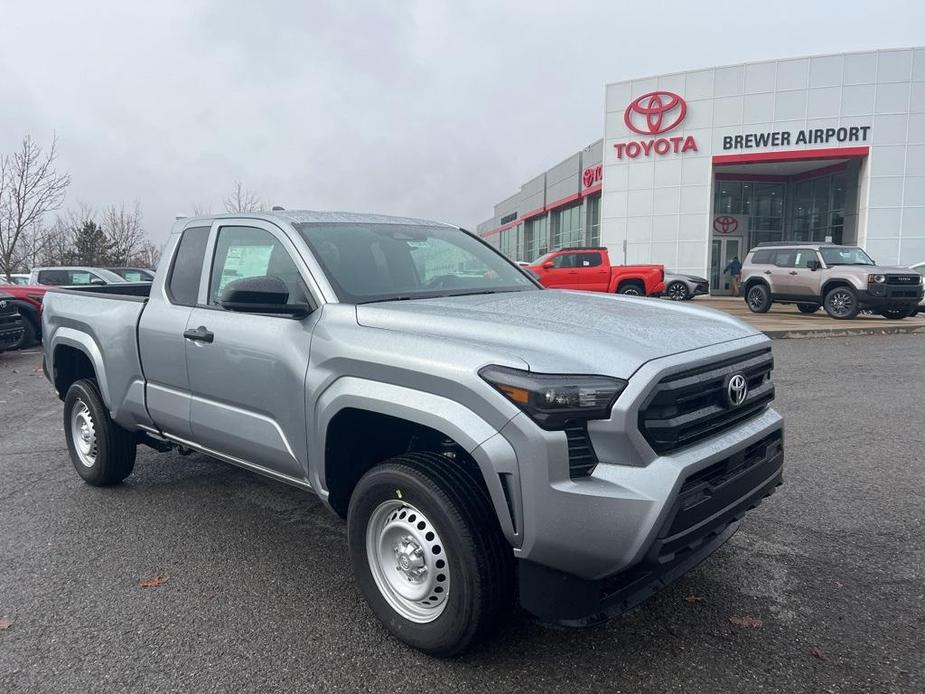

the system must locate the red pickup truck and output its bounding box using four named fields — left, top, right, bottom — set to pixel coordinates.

left=0, top=282, right=46, bottom=348
left=527, top=247, right=665, bottom=296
